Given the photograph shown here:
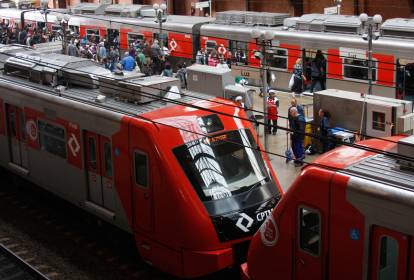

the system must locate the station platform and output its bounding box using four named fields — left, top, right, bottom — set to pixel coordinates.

left=251, top=90, right=318, bottom=192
